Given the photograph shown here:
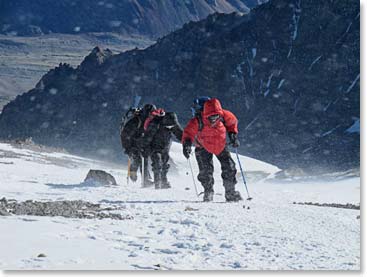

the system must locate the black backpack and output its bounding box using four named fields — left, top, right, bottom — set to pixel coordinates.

left=120, top=107, right=142, bottom=134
